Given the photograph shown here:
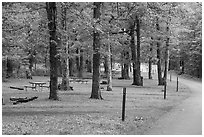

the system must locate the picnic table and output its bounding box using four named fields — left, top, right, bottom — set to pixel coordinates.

left=69, top=78, right=88, bottom=84
left=24, top=81, right=47, bottom=91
